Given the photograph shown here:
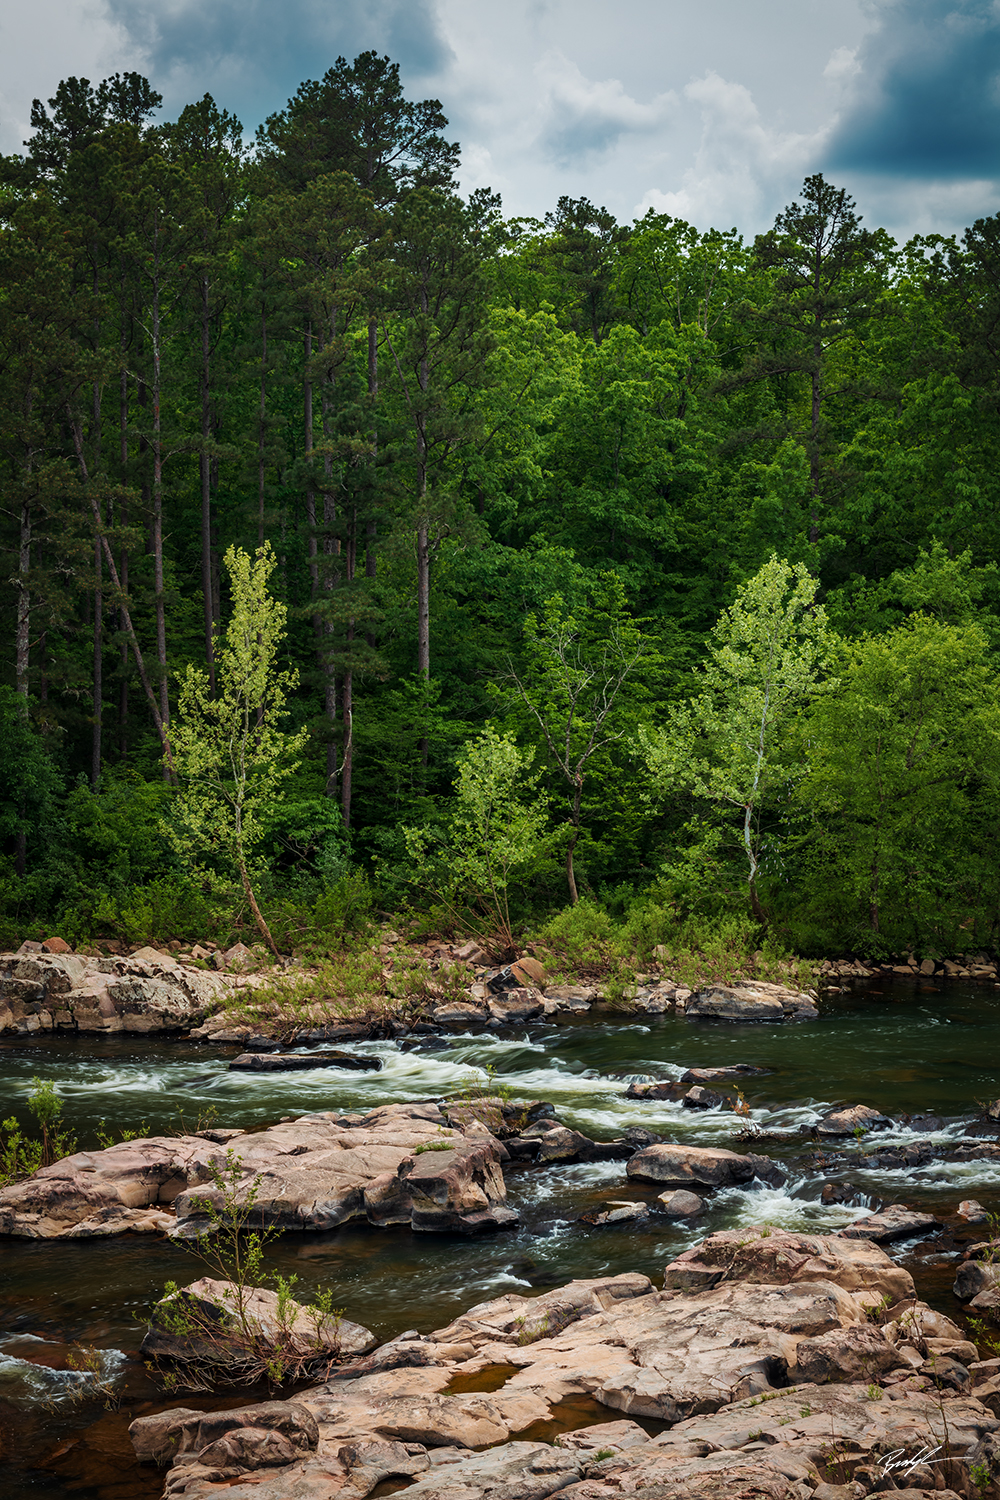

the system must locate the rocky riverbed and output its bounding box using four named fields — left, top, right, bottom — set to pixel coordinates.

left=130, top=1227, right=1000, bottom=1500
left=2, top=975, right=1000, bottom=1500
left=0, top=938, right=819, bottom=1039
